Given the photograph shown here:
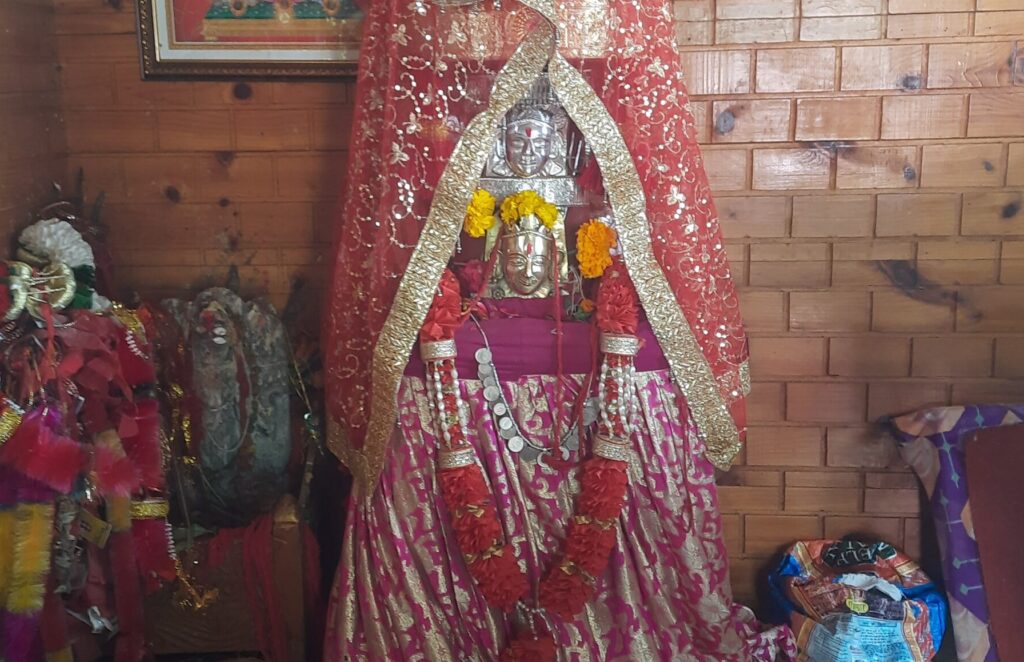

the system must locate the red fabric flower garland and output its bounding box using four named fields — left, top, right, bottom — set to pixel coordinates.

left=436, top=460, right=528, bottom=609
left=419, top=270, right=463, bottom=343
left=594, top=260, right=640, bottom=336
left=421, top=261, right=640, bottom=658
left=425, top=262, right=529, bottom=609
left=537, top=261, right=636, bottom=619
